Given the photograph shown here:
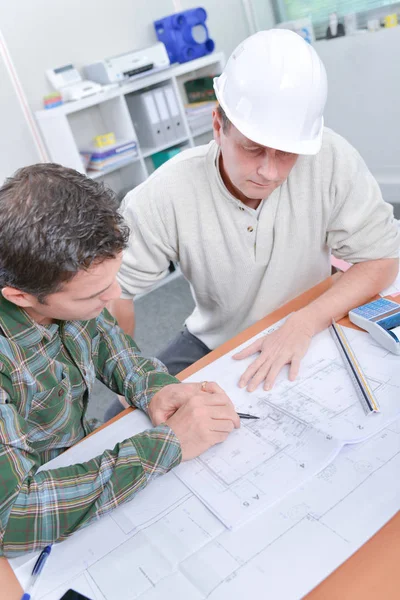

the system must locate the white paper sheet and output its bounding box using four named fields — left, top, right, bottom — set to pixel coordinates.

left=176, top=324, right=400, bottom=527
left=12, top=415, right=400, bottom=600
left=11, top=320, right=400, bottom=600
